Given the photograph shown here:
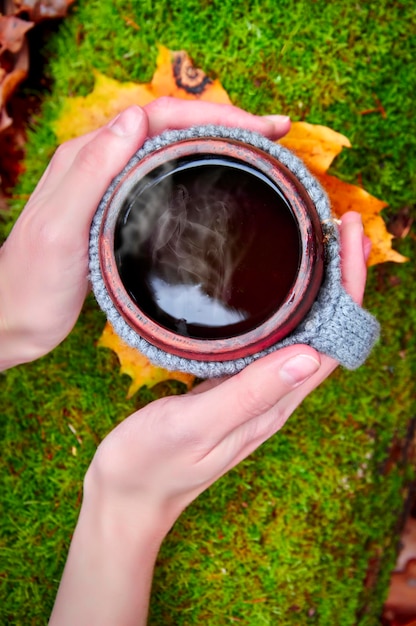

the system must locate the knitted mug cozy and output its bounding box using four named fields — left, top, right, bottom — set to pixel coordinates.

left=89, top=125, right=380, bottom=378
